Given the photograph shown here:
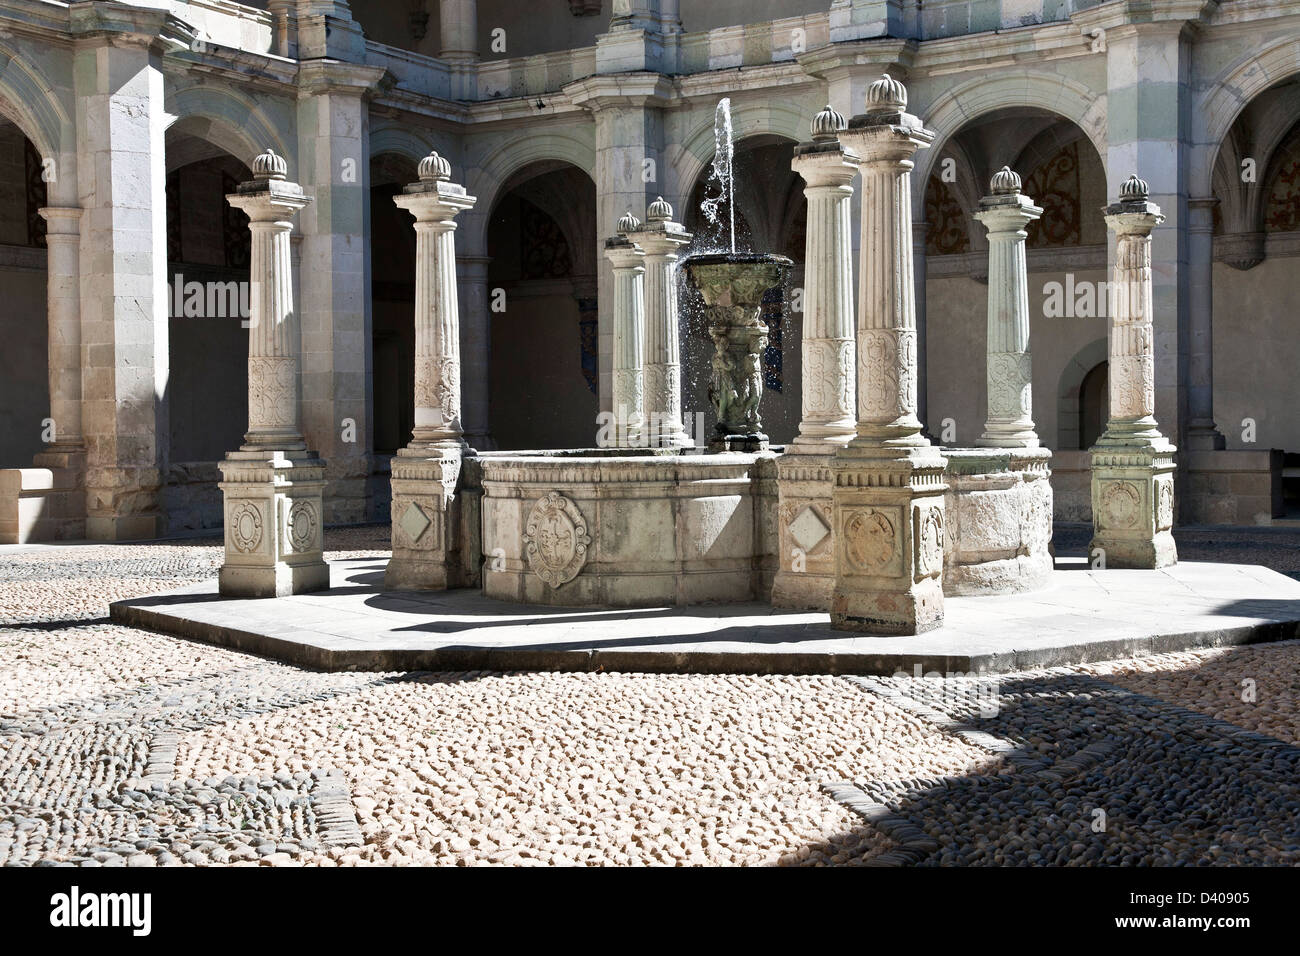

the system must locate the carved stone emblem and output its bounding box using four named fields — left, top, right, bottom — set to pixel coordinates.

left=523, top=492, right=591, bottom=588
left=1101, top=480, right=1141, bottom=530
left=843, top=508, right=895, bottom=574
left=287, top=499, right=318, bottom=553
left=229, top=501, right=264, bottom=553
